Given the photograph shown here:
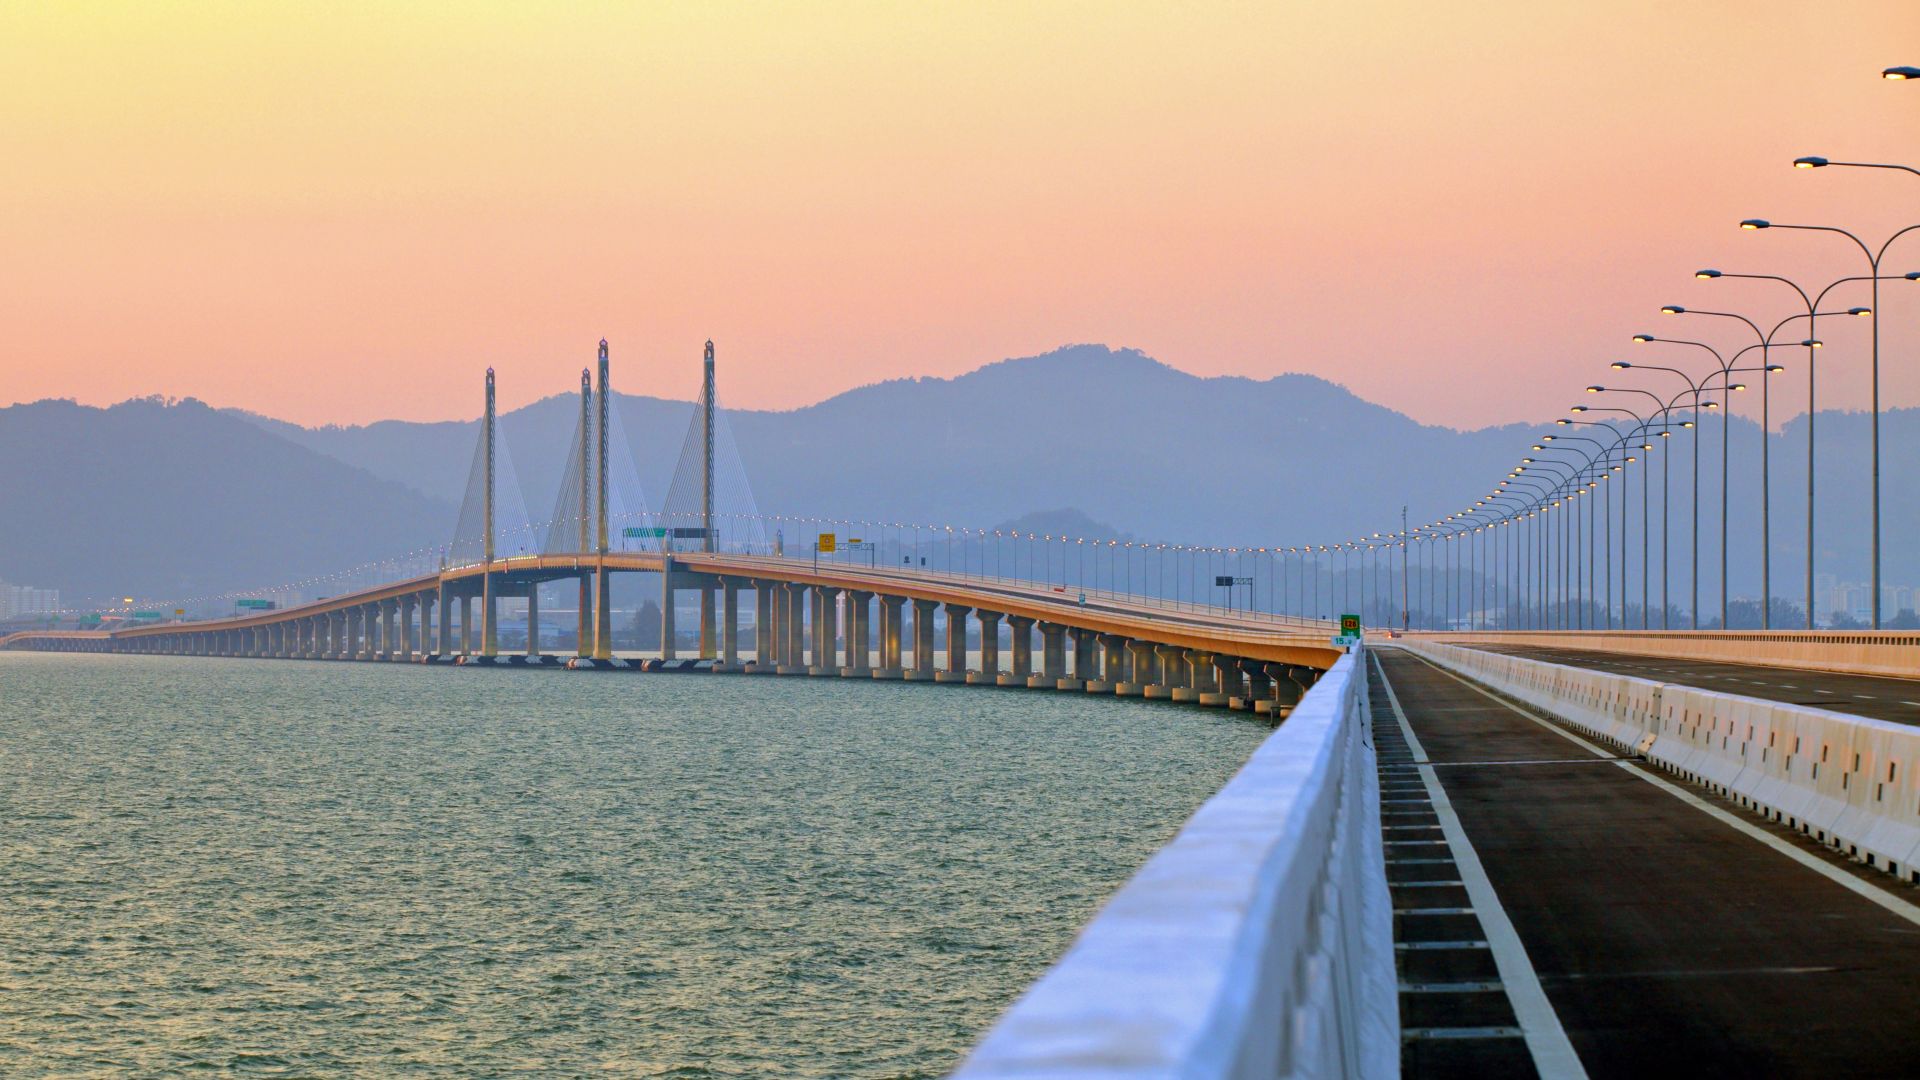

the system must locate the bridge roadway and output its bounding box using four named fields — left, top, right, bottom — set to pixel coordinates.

left=0, top=551, right=1341, bottom=705
left=1373, top=646, right=1920, bottom=1079
left=1465, top=643, right=1920, bottom=727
